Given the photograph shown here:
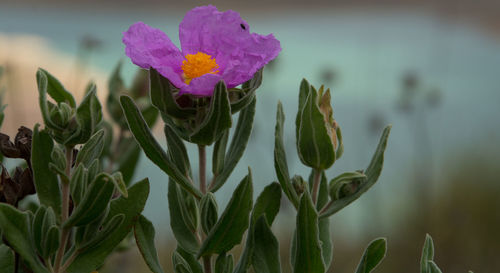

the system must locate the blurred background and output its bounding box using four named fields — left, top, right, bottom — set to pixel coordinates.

left=1, top=0, right=499, bottom=272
